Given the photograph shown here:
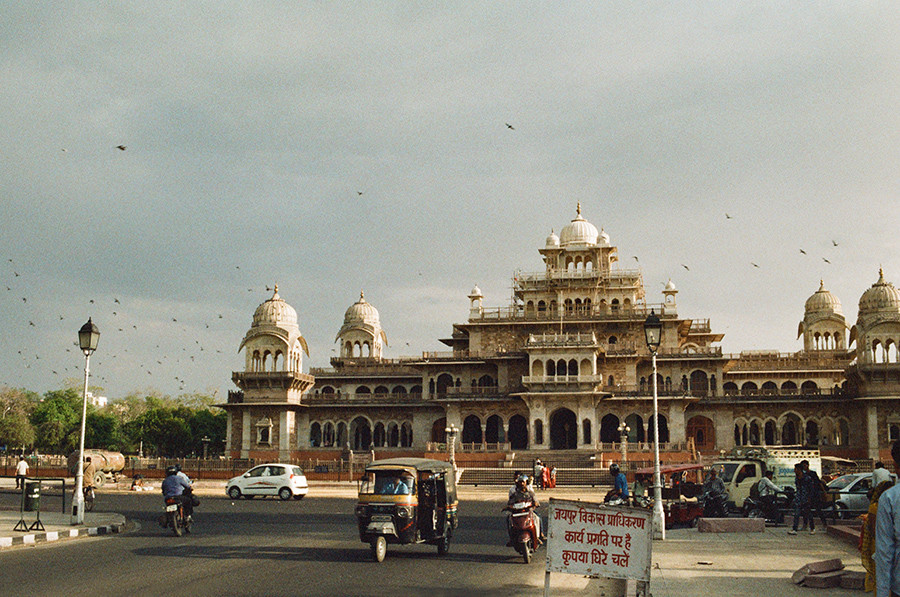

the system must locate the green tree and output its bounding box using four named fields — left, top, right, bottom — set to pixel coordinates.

left=30, top=388, right=82, bottom=453
left=85, top=411, right=121, bottom=451
left=0, top=387, right=38, bottom=450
